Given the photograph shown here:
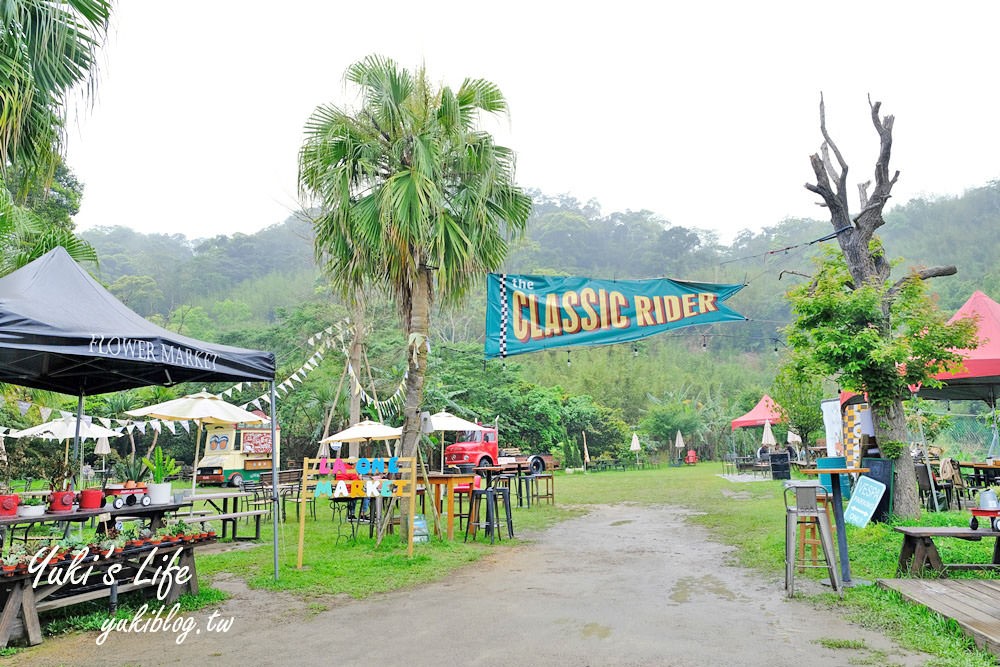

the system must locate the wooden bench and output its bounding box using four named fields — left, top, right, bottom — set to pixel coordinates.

left=895, top=526, right=1000, bottom=576
left=186, top=509, right=270, bottom=541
